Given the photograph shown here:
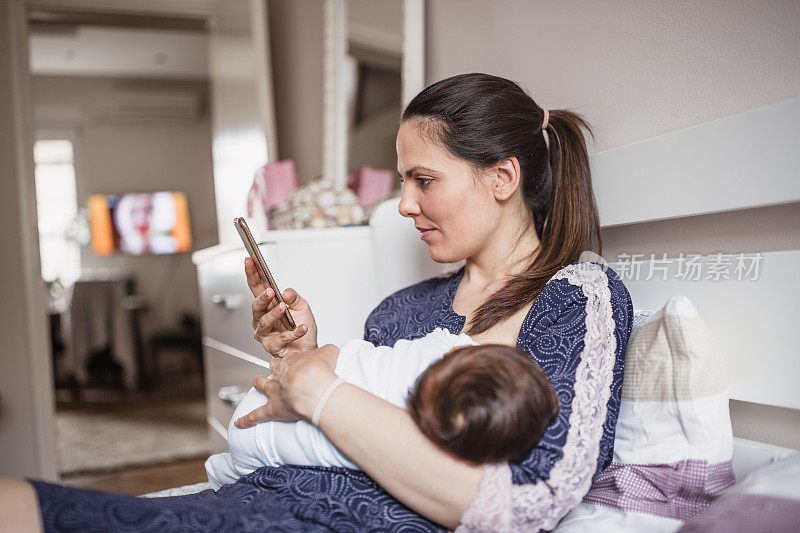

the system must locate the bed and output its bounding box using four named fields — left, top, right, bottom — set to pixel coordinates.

left=166, top=97, right=800, bottom=530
